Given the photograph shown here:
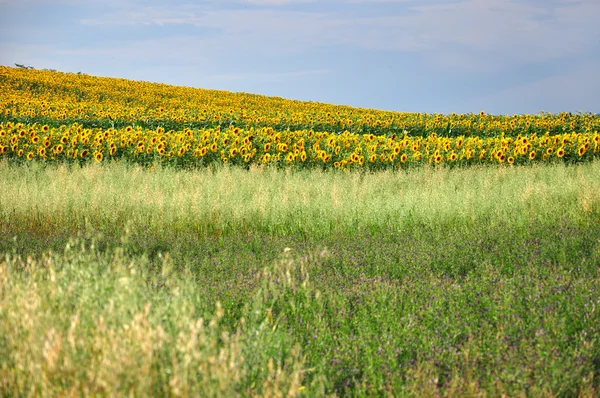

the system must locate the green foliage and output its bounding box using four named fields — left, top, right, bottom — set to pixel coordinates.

left=1, top=161, right=600, bottom=395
